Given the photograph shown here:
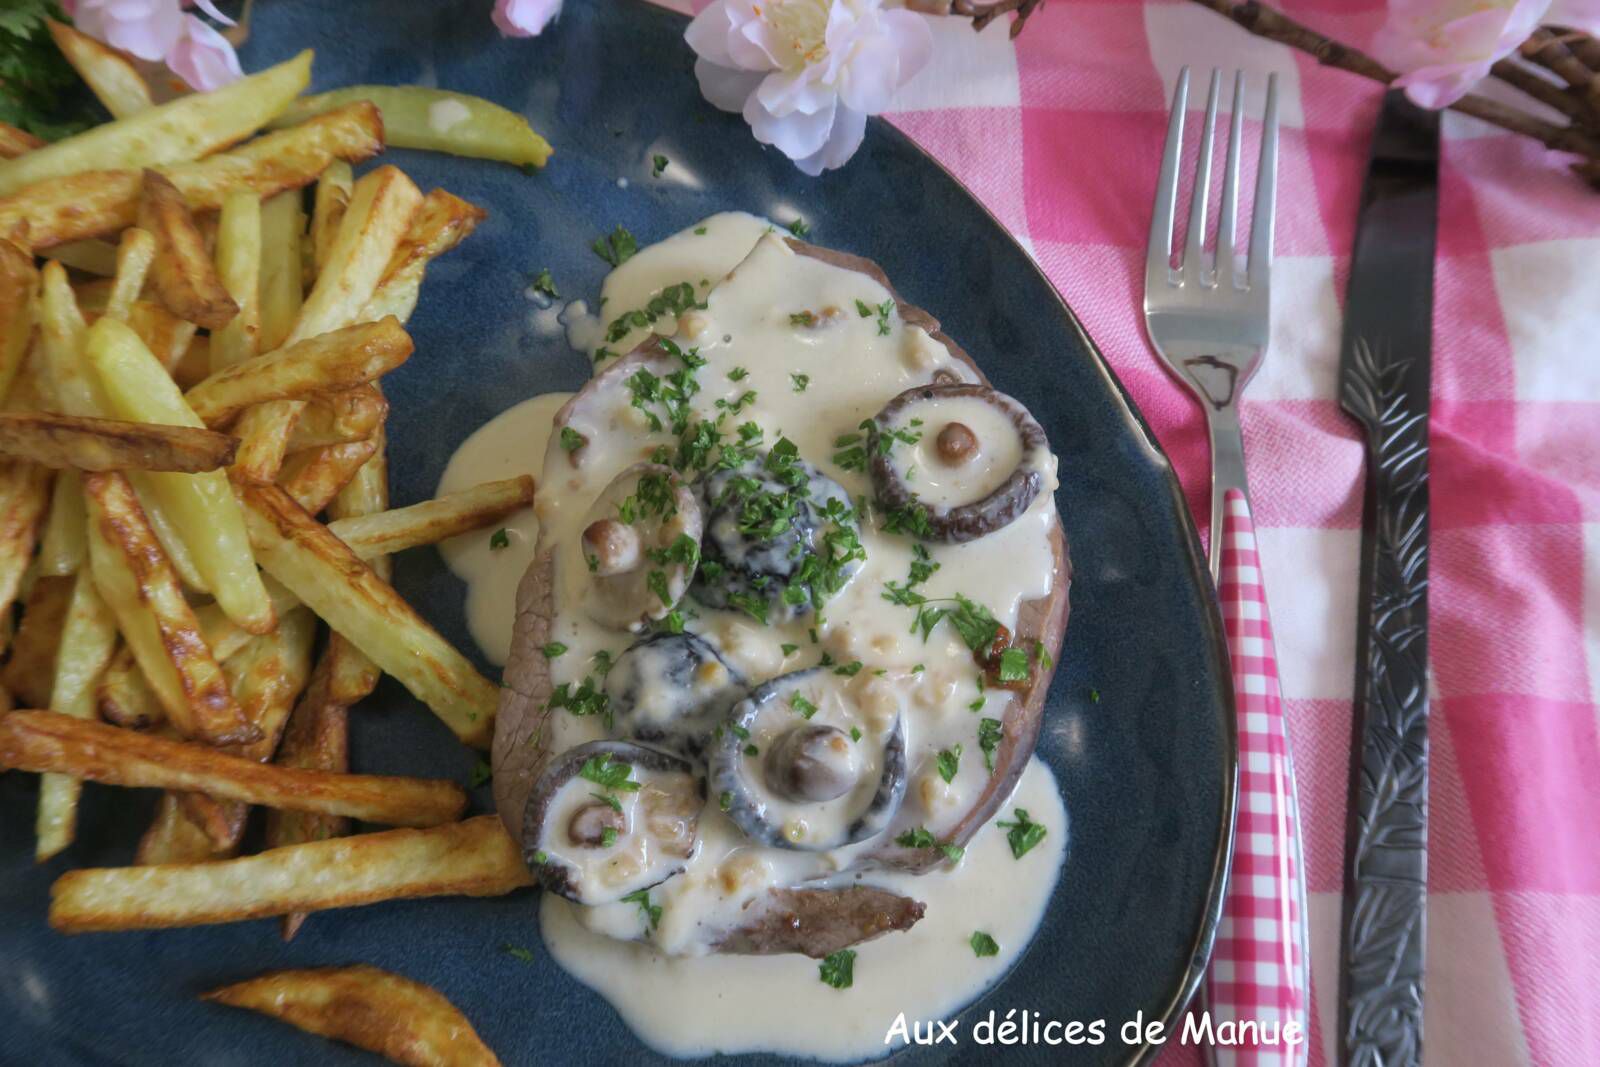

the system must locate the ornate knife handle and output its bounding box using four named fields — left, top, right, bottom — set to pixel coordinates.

left=1338, top=340, right=1430, bottom=1067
